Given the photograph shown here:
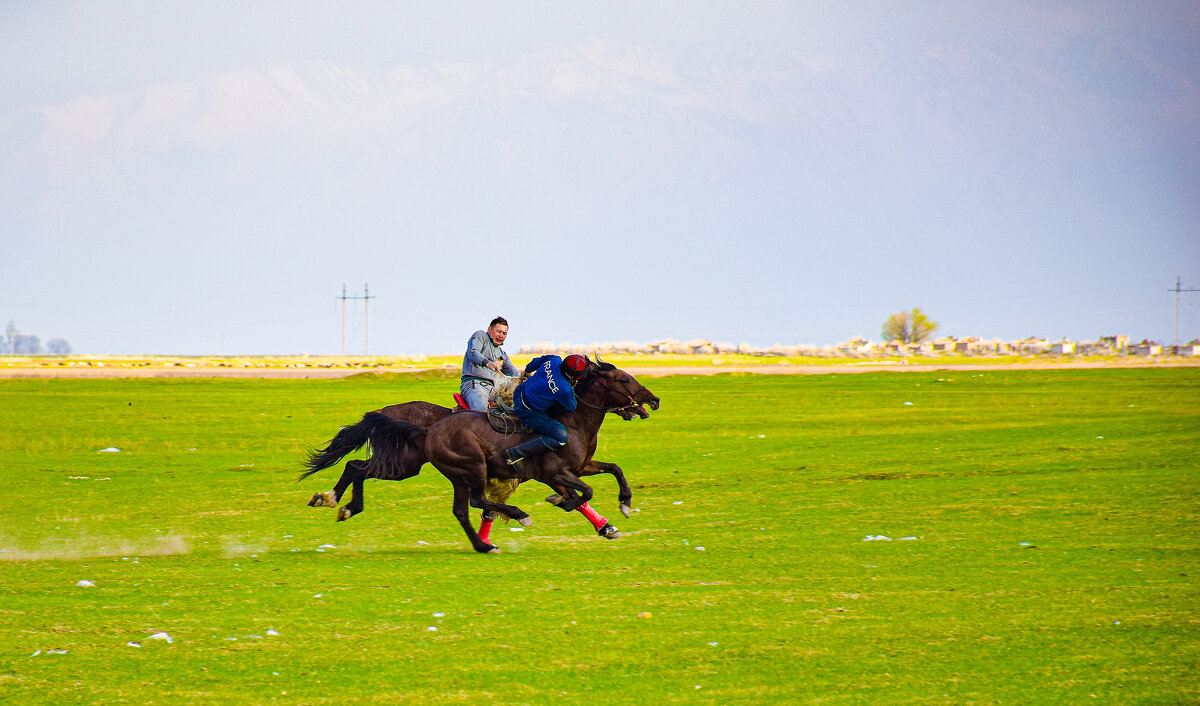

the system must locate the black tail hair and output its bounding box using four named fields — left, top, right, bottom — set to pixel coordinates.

left=300, top=411, right=424, bottom=480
